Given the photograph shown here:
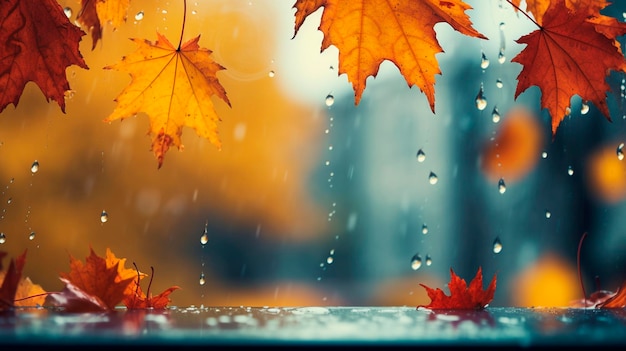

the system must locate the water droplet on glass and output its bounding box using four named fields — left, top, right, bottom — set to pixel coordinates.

left=64, top=7, right=72, bottom=18
left=326, top=256, right=334, bottom=264
left=191, top=10, right=197, bottom=15
left=0, top=233, right=5, bottom=244
left=199, top=273, right=206, bottom=285
left=581, top=102, right=589, bottom=115
left=135, top=11, right=144, bottom=20
left=6, top=198, right=11, bottom=204
left=496, top=79, right=503, bottom=89
left=161, top=9, right=168, bottom=14
left=493, top=237, right=503, bottom=254
left=475, top=86, right=487, bottom=110
left=617, top=143, right=624, bottom=160
left=421, top=224, right=429, bottom=235
left=31, top=160, right=39, bottom=173
left=541, top=151, right=548, bottom=159
left=492, top=106, right=501, bottom=123
left=200, top=230, right=208, bottom=245
left=411, top=254, right=422, bottom=270
left=100, top=210, right=108, bottom=223
left=480, top=52, right=490, bottom=69
left=428, top=172, right=438, bottom=185
left=325, top=94, right=335, bottom=107
left=545, top=210, right=551, bottom=219
left=499, top=22, right=506, bottom=31
left=416, top=149, right=426, bottom=162
left=498, top=178, right=506, bottom=194
left=425, top=254, right=432, bottom=266
left=268, top=70, right=275, bottom=78
left=498, top=49, right=506, bottom=64
left=567, top=166, right=574, bottom=176
left=29, top=232, right=35, bottom=240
